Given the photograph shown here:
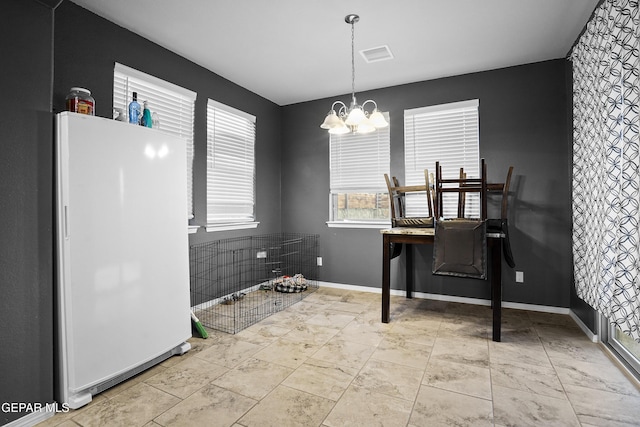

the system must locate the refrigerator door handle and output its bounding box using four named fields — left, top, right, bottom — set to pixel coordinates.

left=64, top=205, right=69, bottom=238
